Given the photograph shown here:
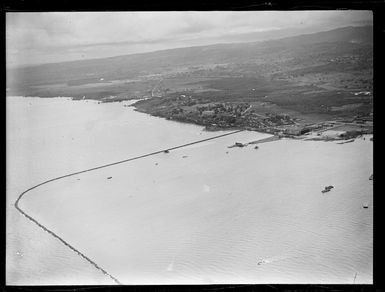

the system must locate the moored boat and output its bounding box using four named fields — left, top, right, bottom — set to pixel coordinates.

left=322, top=185, right=334, bottom=193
